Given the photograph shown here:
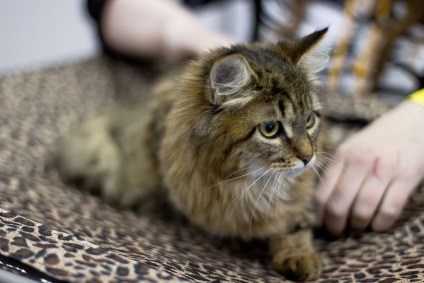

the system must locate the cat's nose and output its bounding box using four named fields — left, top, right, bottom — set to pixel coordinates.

left=298, top=153, right=313, bottom=165
left=293, top=140, right=313, bottom=165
